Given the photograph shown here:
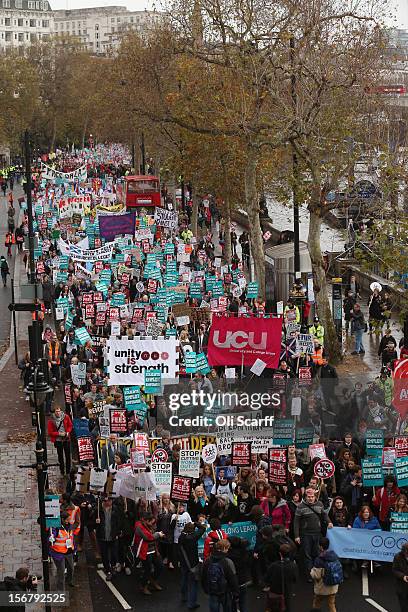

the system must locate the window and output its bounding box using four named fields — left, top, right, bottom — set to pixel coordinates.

left=41, top=1, right=48, bottom=9
left=30, top=19, right=36, bottom=27
left=42, top=19, right=48, bottom=27
left=111, top=17, right=114, bottom=22
left=4, top=17, right=11, bottom=26
left=18, top=32, right=24, bottom=41
left=15, top=0, right=22, bottom=6
left=95, top=32, right=99, bottom=38
left=14, top=33, right=17, bottom=39
left=30, top=32, right=36, bottom=41
left=95, top=24, right=99, bottom=30
left=2, top=0, right=10, bottom=7
left=36, top=1, right=40, bottom=8
left=28, top=0, right=35, bottom=8
left=117, top=17, right=120, bottom=22
left=5, top=32, right=11, bottom=41
left=130, top=16, right=133, bottom=22
left=18, top=18, right=23, bottom=26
